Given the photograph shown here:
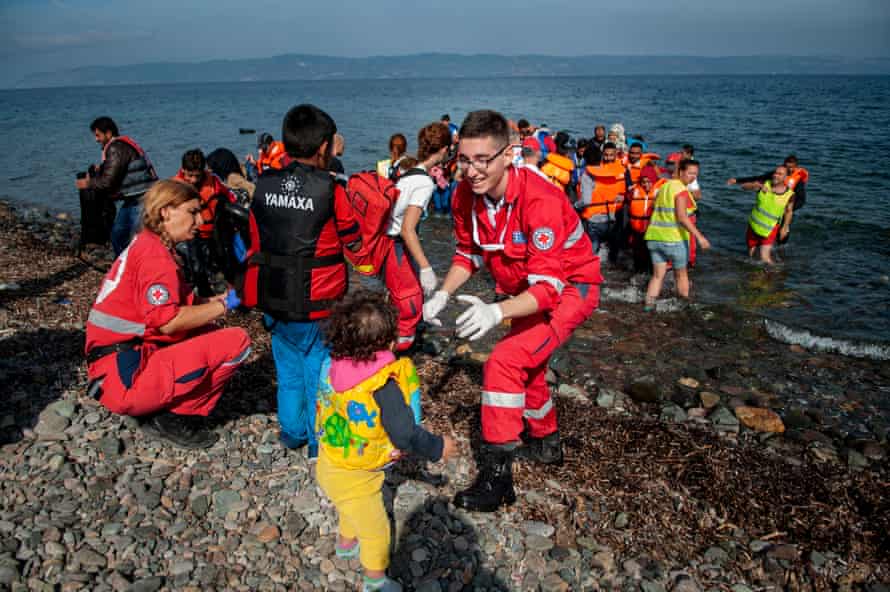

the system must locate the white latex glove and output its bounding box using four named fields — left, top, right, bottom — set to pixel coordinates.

left=419, top=267, right=438, bottom=297
left=423, top=290, right=450, bottom=327
left=455, top=295, right=503, bottom=341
